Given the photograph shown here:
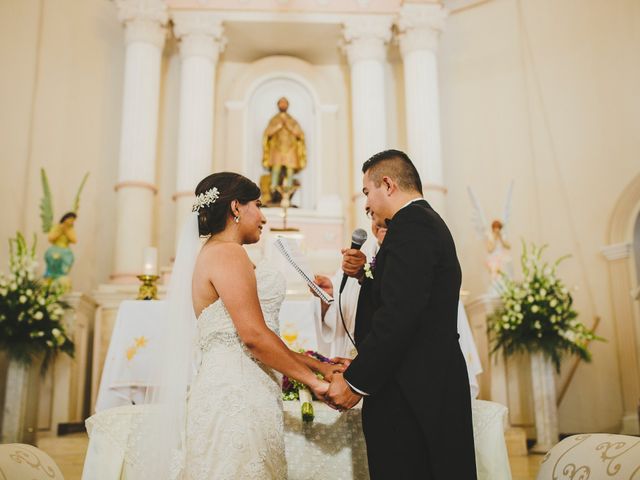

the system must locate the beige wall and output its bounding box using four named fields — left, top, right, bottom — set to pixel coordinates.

left=440, top=0, right=640, bottom=432
left=0, top=0, right=639, bottom=433
left=0, top=0, right=124, bottom=293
